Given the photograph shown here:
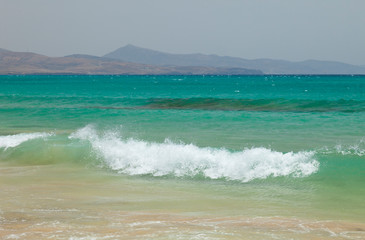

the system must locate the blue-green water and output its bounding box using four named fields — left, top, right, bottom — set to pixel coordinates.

left=0, top=75, right=364, bottom=239
left=1, top=75, right=364, bottom=151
